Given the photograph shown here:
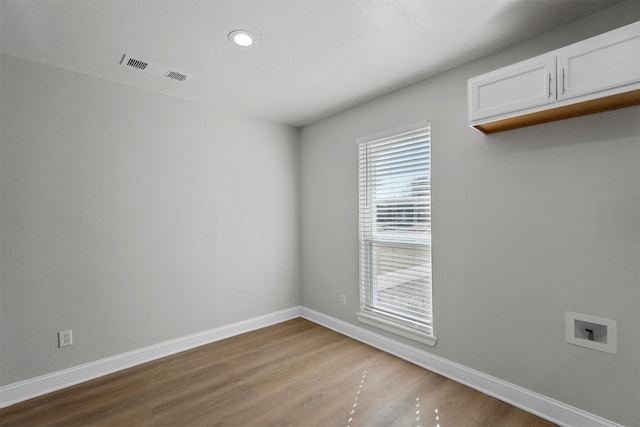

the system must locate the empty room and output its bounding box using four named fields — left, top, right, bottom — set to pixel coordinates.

left=1, top=0, right=639, bottom=426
